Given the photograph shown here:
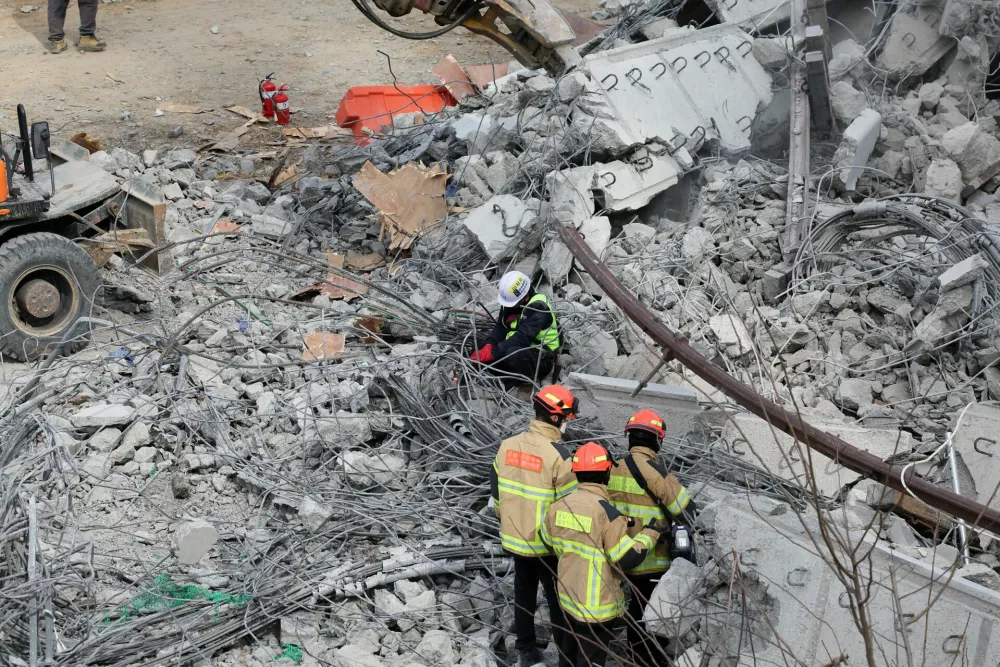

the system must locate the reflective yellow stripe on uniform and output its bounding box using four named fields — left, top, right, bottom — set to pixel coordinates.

left=505, top=293, right=559, bottom=351
left=558, top=592, right=625, bottom=623
left=608, top=532, right=653, bottom=562
left=611, top=501, right=666, bottom=523
left=631, top=556, right=672, bottom=574
left=497, top=478, right=558, bottom=501
left=555, top=479, right=578, bottom=499
left=667, top=487, right=691, bottom=516
left=501, top=534, right=551, bottom=556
